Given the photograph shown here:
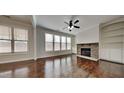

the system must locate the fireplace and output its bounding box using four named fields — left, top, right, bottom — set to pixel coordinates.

left=77, top=43, right=98, bottom=59
left=81, top=48, right=91, bottom=57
